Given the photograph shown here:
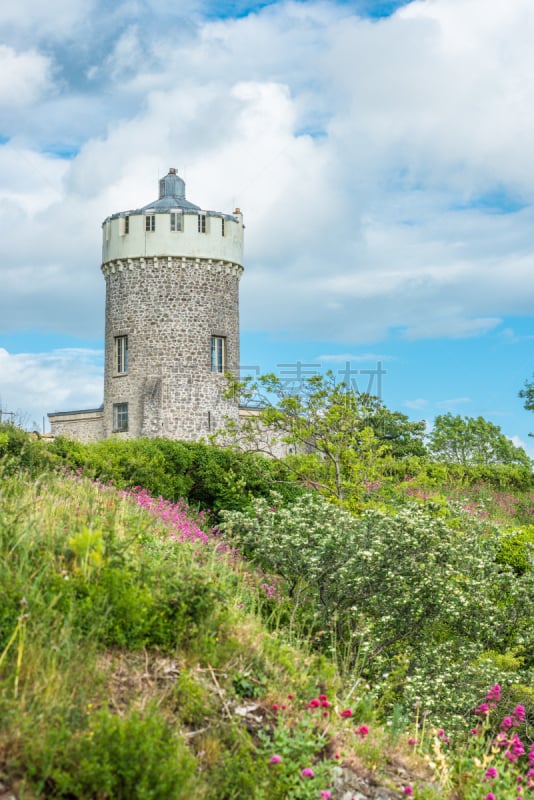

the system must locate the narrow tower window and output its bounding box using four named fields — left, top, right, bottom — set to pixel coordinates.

left=113, top=402, right=129, bottom=432
left=170, top=211, right=182, bottom=231
left=198, top=213, right=207, bottom=233
left=221, top=217, right=225, bottom=236
left=145, top=214, right=156, bottom=232
left=211, top=336, right=225, bottom=373
left=121, top=215, right=129, bottom=235
left=114, top=335, right=128, bottom=374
